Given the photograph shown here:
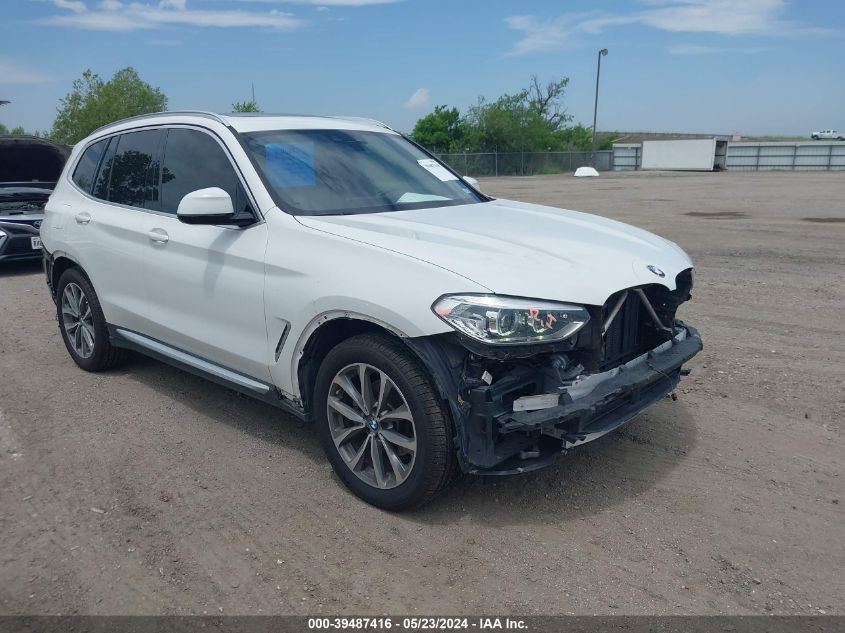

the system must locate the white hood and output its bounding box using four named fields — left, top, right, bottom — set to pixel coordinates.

left=295, top=199, right=693, bottom=307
